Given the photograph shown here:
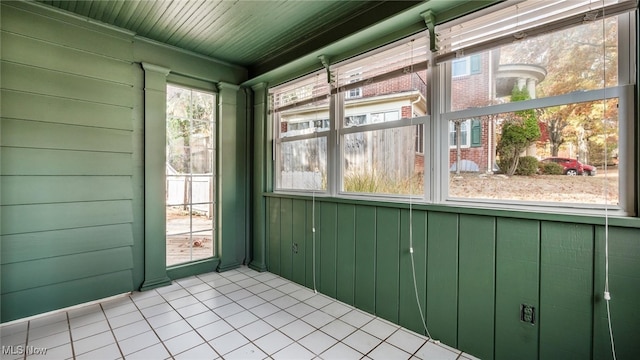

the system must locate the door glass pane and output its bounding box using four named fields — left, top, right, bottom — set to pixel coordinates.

left=166, top=84, right=216, bottom=267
